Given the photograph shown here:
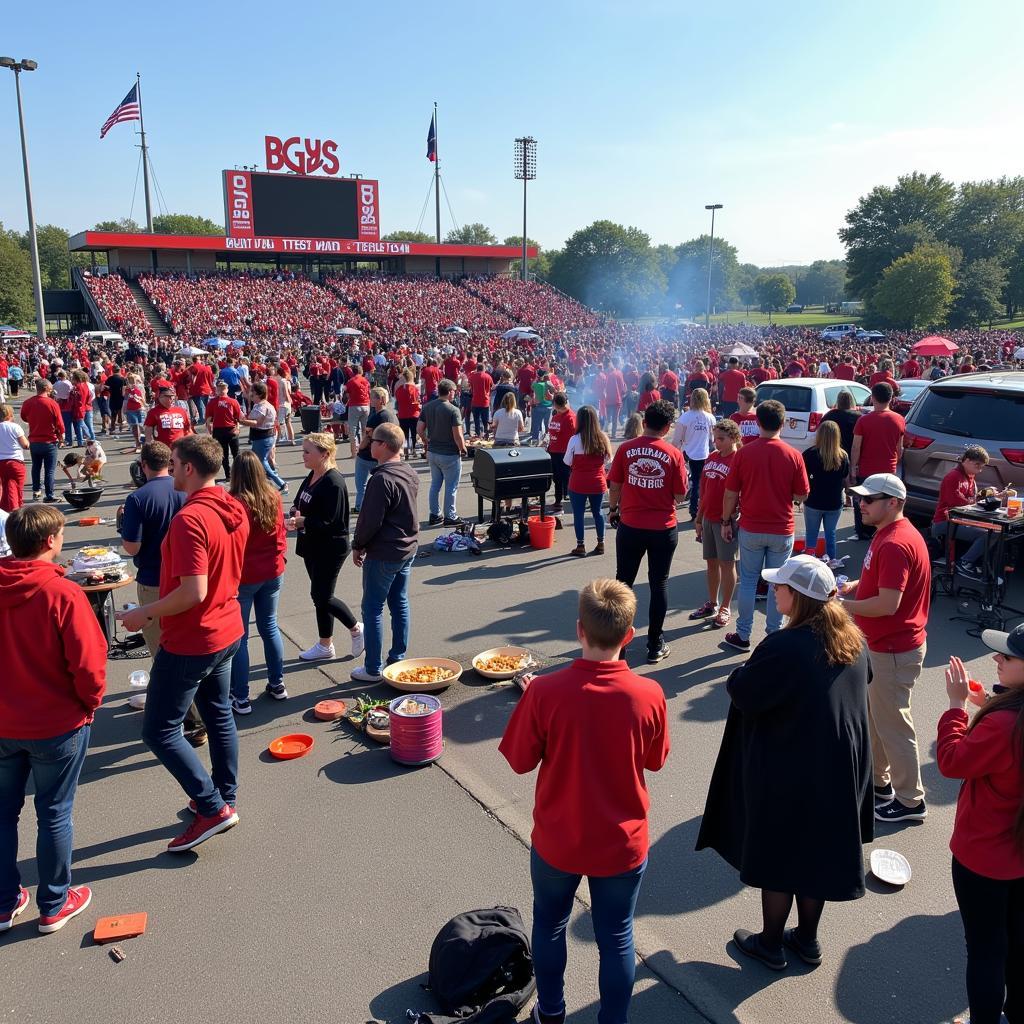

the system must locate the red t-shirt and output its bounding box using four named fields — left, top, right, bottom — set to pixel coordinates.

left=699, top=449, right=737, bottom=522
left=442, top=357, right=461, bottom=380
left=567, top=450, right=607, bottom=495
left=469, top=370, right=493, bottom=408
left=394, top=383, right=422, bottom=419
left=833, top=363, right=856, bottom=380
left=852, top=517, right=930, bottom=653
left=498, top=658, right=669, bottom=875
left=188, top=364, right=214, bottom=397
left=901, top=359, right=922, bottom=379
left=749, top=366, right=772, bottom=384
left=158, top=488, right=248, bottom=656
left=719, top=368, right=747, bottom=403
left=240, top=499, right=287, bottom=585
left=853, top=409, right=905, bottom=476
left=150, top=375, right=173, bottom=397
left=421, top=365, right=442, bottom=396
left=933, top=465, right=977, bottom=524
left=21, top=394, right=63, bottom=443
left=546, top=409, right=577, bottom=454
left=517, top=365, right=537, bottom=394
left=206, top=395, right=242, bottom=430
left=637, top=388, right=661, bottom=412
left=265, top=376, right=279, bottom=408
left=345, top=375, right=371, bottom=406
left=726, top=436, right=809, bottom=534
left=730, top=410, right=760, bottom=442
left=144, top=404, right=193, bottom=446
left=172, top=368, right=190, bottom=399
left=608, top=436, right=688, bottom=530
left=659, top=370, right=679, bottom=394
